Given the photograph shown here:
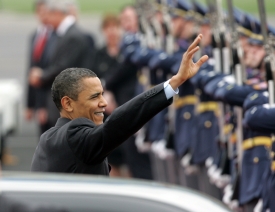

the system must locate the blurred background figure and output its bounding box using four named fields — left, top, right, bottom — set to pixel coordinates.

left=119, top=5, right=139, bottom=34
left=4, top=0, right=51, bottom=167
left=25, top=0, right=52, bottom=136
left=67, top=0, right=96, bottom=67
left=91, top=13, right=130, bottom=177
left=105, top=5, right=153, bottom=180
left=28, top=0, right=92, bottom=128
left=91, top=14, right=121, bottom=87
